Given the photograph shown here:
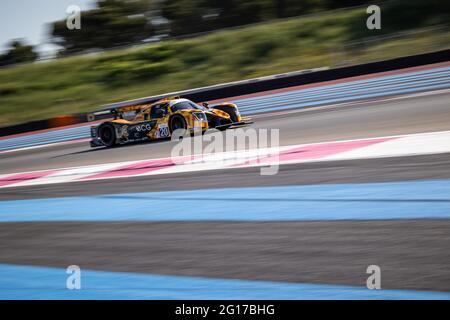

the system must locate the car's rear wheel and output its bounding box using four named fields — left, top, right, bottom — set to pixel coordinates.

left=98, top=123, right=116, bottom=147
